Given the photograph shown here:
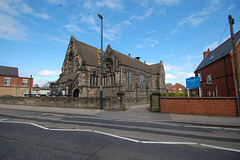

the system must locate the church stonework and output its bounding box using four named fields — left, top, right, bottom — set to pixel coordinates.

left=50, top=35, right=166, bottom=105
